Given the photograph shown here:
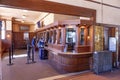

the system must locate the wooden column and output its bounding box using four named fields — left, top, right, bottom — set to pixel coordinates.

left=43, top=31, right=45, bottom=39
left=0, top=40, right=1, bottom=55
left=90, top=25, right=94, bottom=52
left=75, top=26, right=80, bottom=47
left=109, top=27, right=115, bottom=37
left=108, top=27, right=116, bottom=66
left=48, top=30, right=50, bottom=43
left=84, top=27, right=88, bottom=45
left=75, top=25, right=81, bottom=53
left=56, top=28, right=60, bottom=44
left=59, top=26, right=66, bottom=52
left=49, top=30, right=52, bottom=43
left=0, top=38, right=1, bottom=80
left=61, top=26, right=66, bottom=45
left=51, top=29, right=54, bottom=44
left=44, top=31, right=46, bottom=42
left=53, top=29, right=56, bottom=44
